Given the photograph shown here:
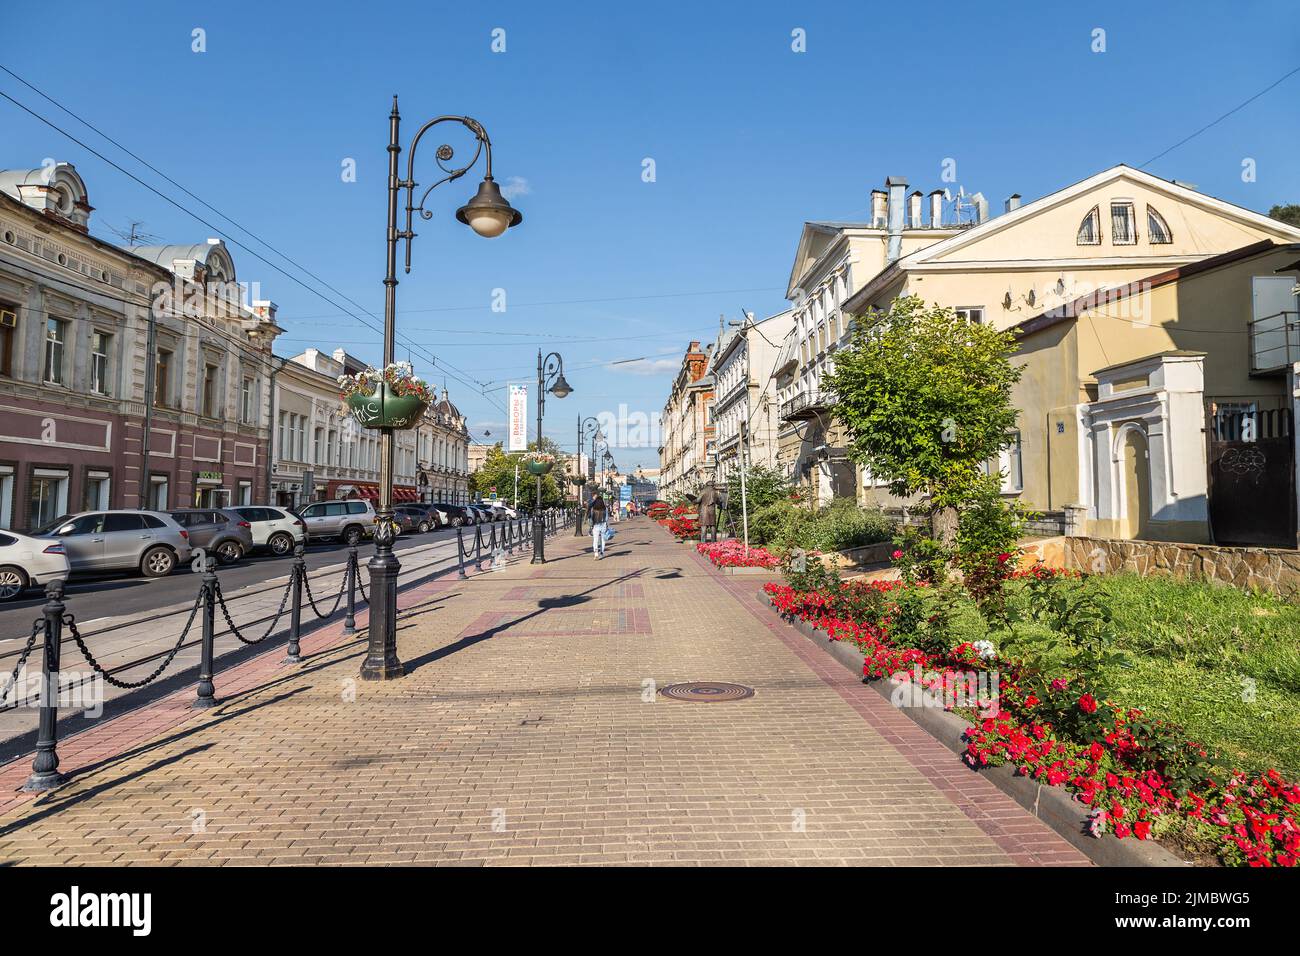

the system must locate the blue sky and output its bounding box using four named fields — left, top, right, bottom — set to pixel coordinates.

left=2, top=0, right=1298, bottom=470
